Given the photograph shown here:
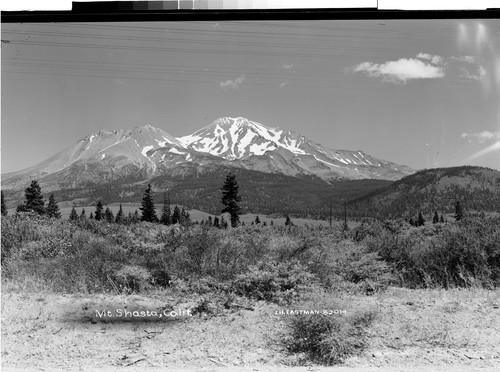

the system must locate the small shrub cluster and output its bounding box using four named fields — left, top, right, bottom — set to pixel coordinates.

left=232, top=260, right=315, bottom=304
left=282, top=296, right=377, bottom=365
